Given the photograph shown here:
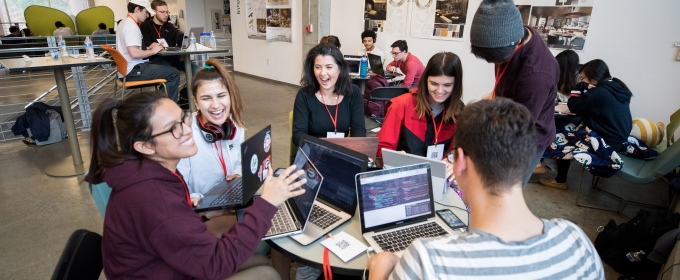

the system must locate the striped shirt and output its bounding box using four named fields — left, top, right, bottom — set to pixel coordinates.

left=389, top=218, right=604, bottom=280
